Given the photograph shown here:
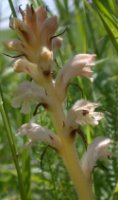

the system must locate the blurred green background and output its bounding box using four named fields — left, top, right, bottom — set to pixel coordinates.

left=0, top=0, right=118, bottom=199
